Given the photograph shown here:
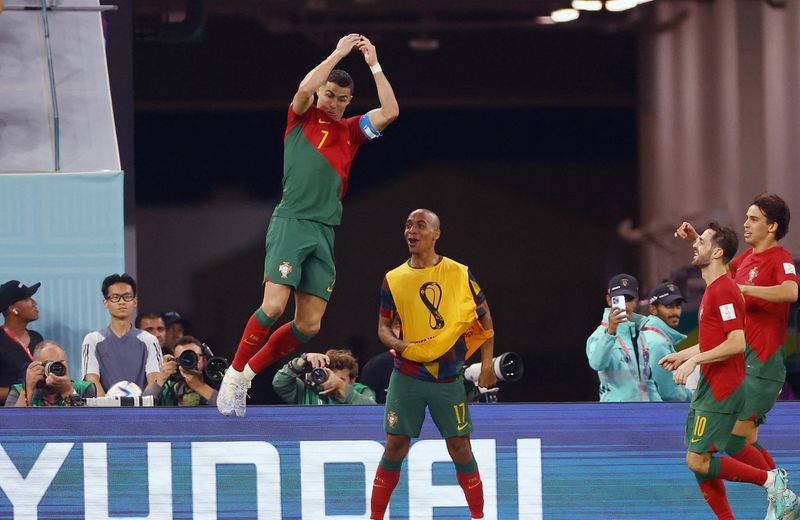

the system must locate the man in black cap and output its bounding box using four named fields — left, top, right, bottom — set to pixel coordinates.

left=586, top=273, right=661, bottom=401
left=0, top=280, right=44, bottom=404
left=162, top=311, right=189, bottom=354
left=641, top=282, right=692, bottom=402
